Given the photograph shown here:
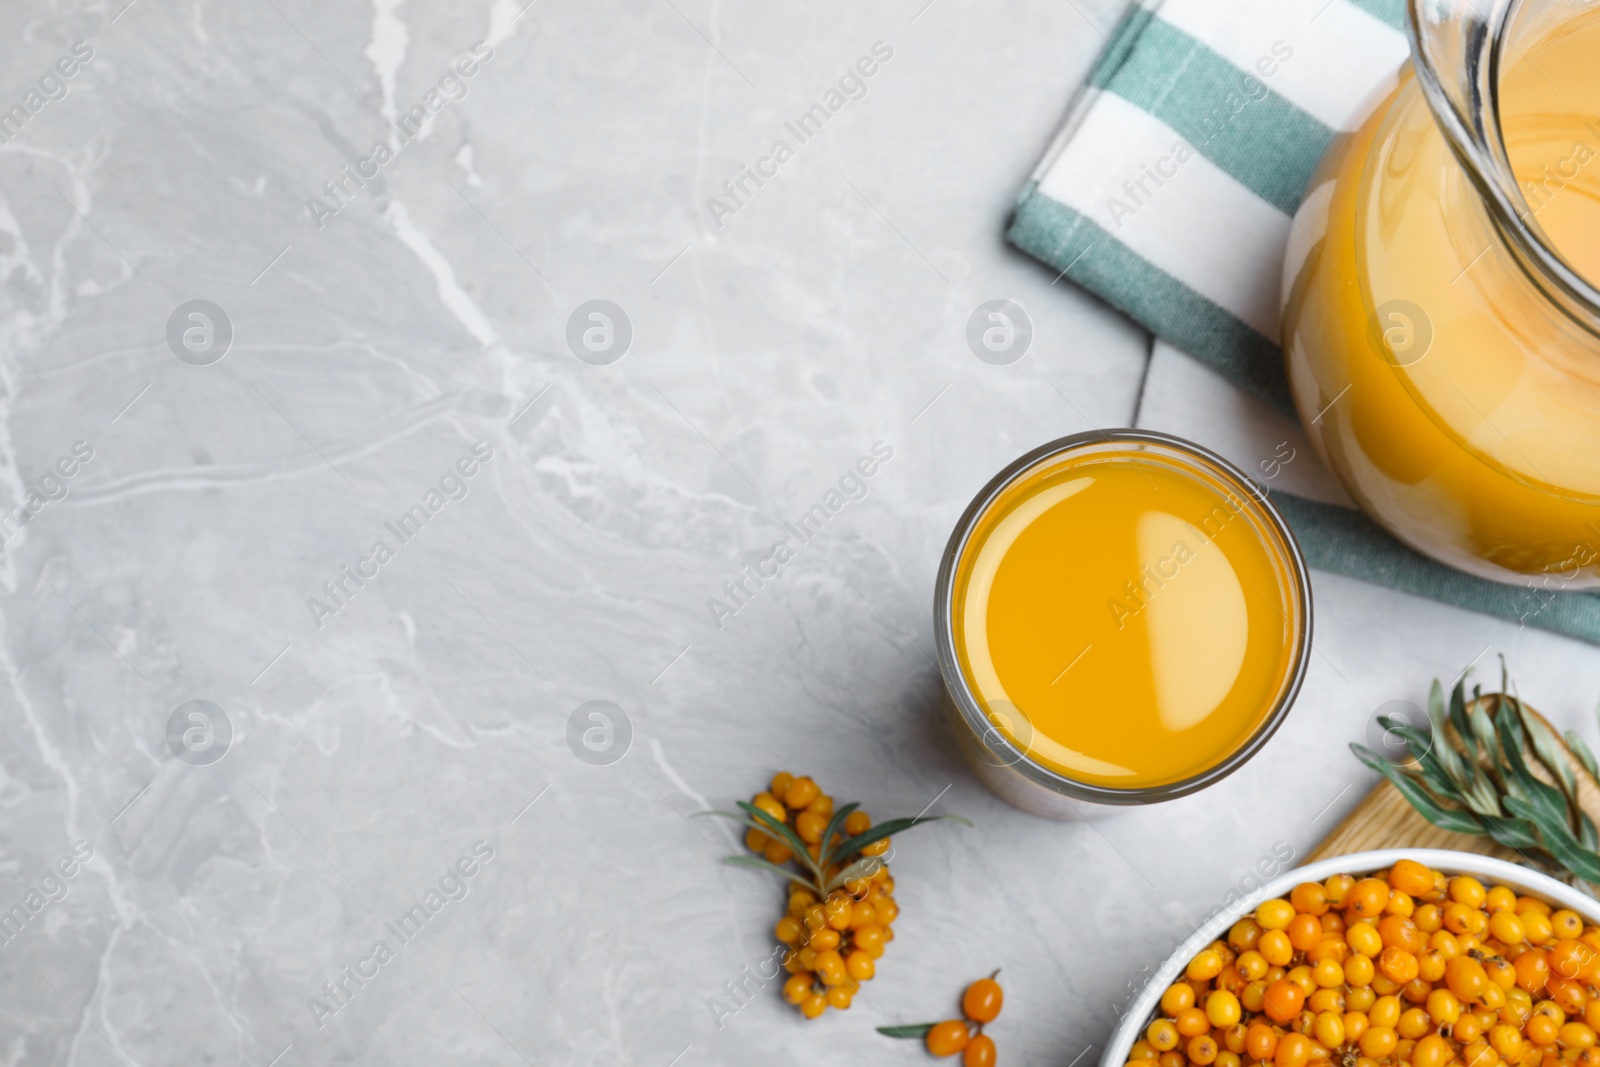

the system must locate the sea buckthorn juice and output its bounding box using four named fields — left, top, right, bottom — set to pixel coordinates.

left=1282, top=2, right=1600, bottom=585
left=935, top=433, right=1311, bottom=815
